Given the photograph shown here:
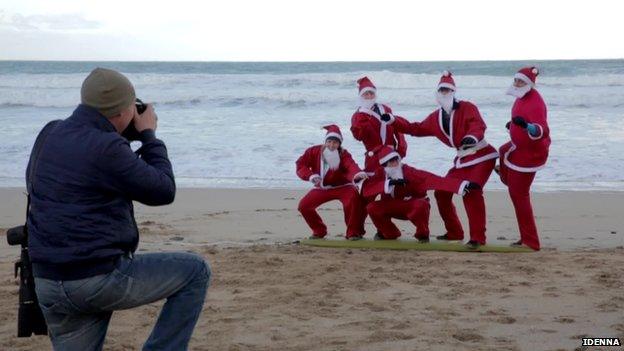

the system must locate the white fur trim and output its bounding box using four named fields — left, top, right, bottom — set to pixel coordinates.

left=503, top=144, right=546, bottom=173
left=457, top=138, right=488, bottom=157
left=325, top=132, right=343, bottom=142
left=437, top=109, right=455, bottom=147
left=527, top=124, right=543, bottom=140
left=442, top=70, right=450, bottom=77
left=531, top=67, right=539, bottom=75
left=352, top=171, right=367, bottom=182
left=384, top=179, right=394, bottom=195
left=438, top=82, right=456, bottom=90
left=309, top=174, right=321, bottom=182
left=514, top=72, right=535, bottom=86
left=458, top=180, right=470, bottom=196
left=367, top=151, right=375, bottom=157
left=455, top=152, right=499, bottom=169
left=379, top=151, right=400, bottom=165
left=359, top=87, right=376, bottom=96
